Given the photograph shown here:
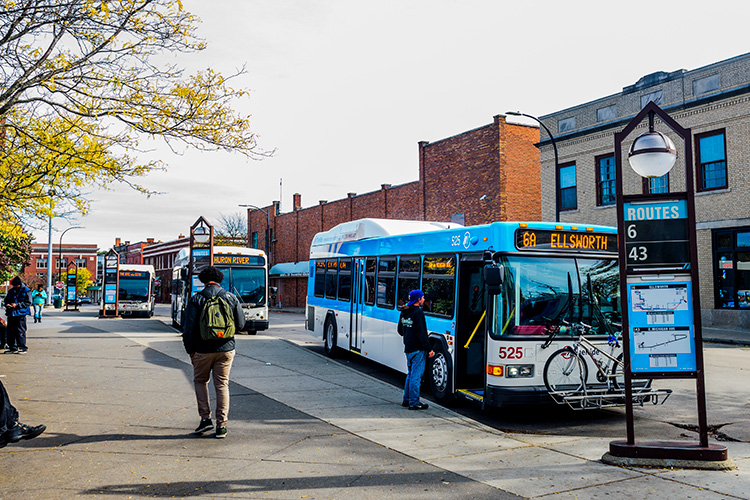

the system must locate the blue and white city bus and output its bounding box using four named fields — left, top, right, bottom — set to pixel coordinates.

left=306, top=218, right=623, bottom=408
left=171, top=246, right=269, bottom=334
